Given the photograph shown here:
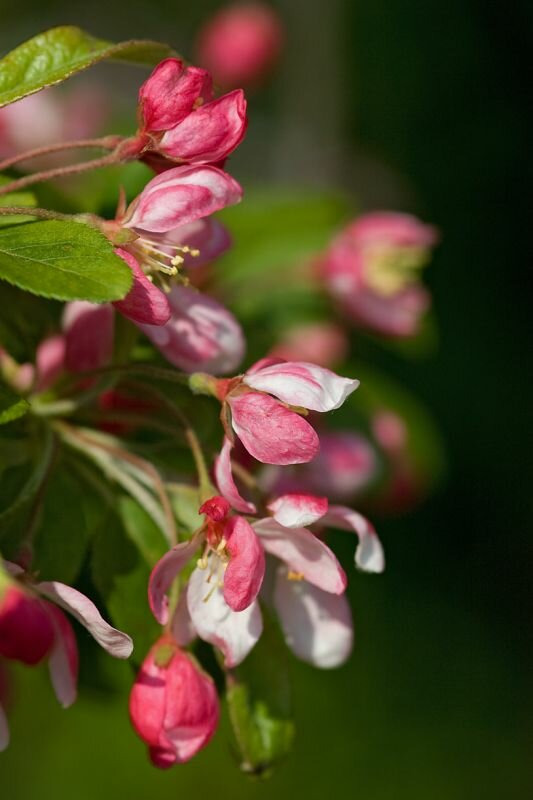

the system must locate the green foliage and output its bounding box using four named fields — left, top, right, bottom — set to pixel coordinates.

left=0, top=176, right=37, bottom=226
left=0, top=282, right=60, bottom=362
left=0, top=378, right=29, bottom=424
left=0, top=219, right=132, bottom=302
left=0, top=26, right=175, bottom=108
left=226, top=613, right=295, bottom=776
